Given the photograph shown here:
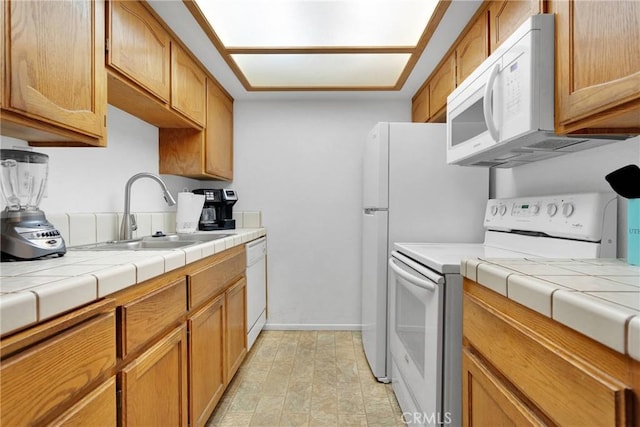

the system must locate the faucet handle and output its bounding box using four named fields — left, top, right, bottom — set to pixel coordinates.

left=130, top=214, right=138, bottom=232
